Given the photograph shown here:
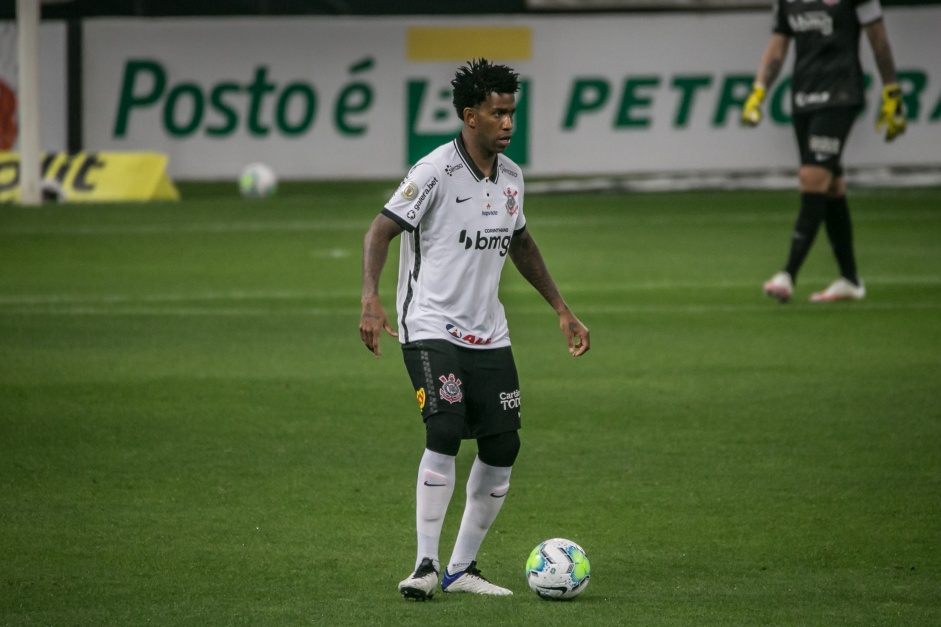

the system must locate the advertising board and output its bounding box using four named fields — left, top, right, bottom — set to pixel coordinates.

left=80, top=10, right=941, bottom=180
